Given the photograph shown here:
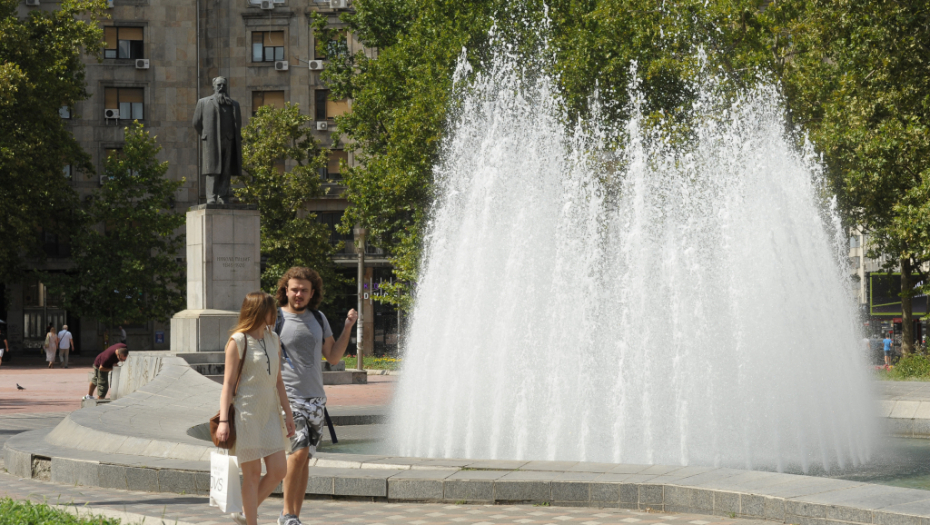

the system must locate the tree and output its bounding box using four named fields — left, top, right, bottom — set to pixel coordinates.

left=324, top=0, right=787, bottom=308
left=50, top=122, right=185, bottom=342
left=773, top=0, right=930, bottom=355
left=0, top=0, right=106, bottom=283
left=237, top=103, right=345, bottom=302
